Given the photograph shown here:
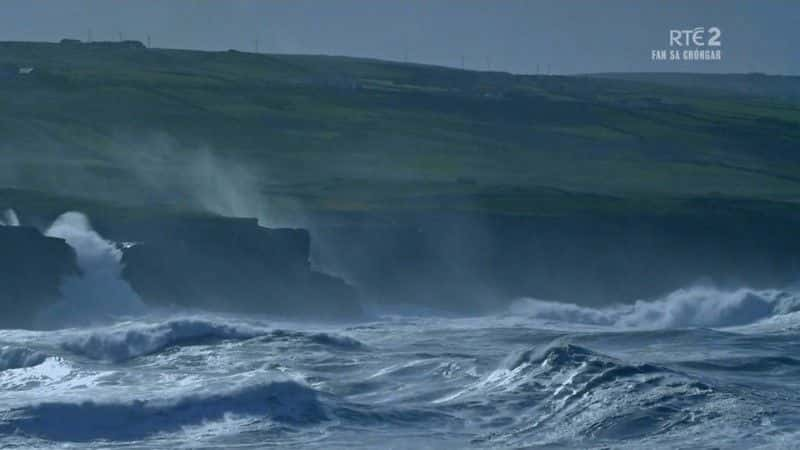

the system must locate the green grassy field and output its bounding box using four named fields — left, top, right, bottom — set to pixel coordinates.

left=1, top=40, right=799, bottom=218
